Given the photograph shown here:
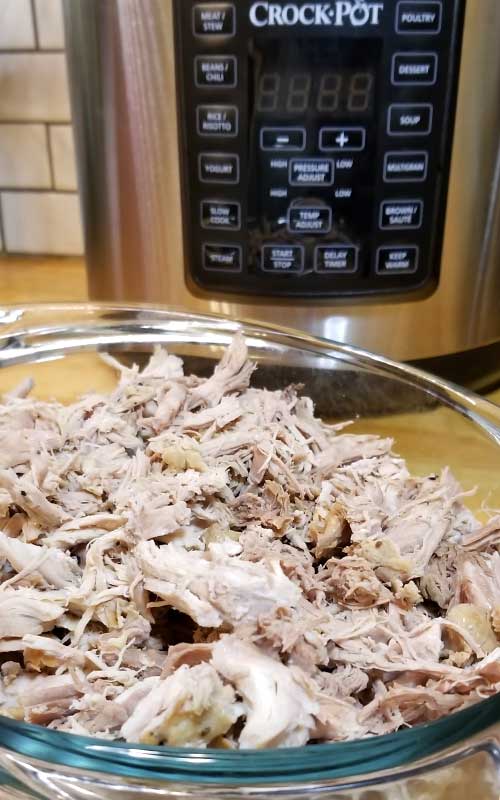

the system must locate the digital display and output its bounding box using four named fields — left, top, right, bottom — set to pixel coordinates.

left=252, top=39, right=377, bottom=117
